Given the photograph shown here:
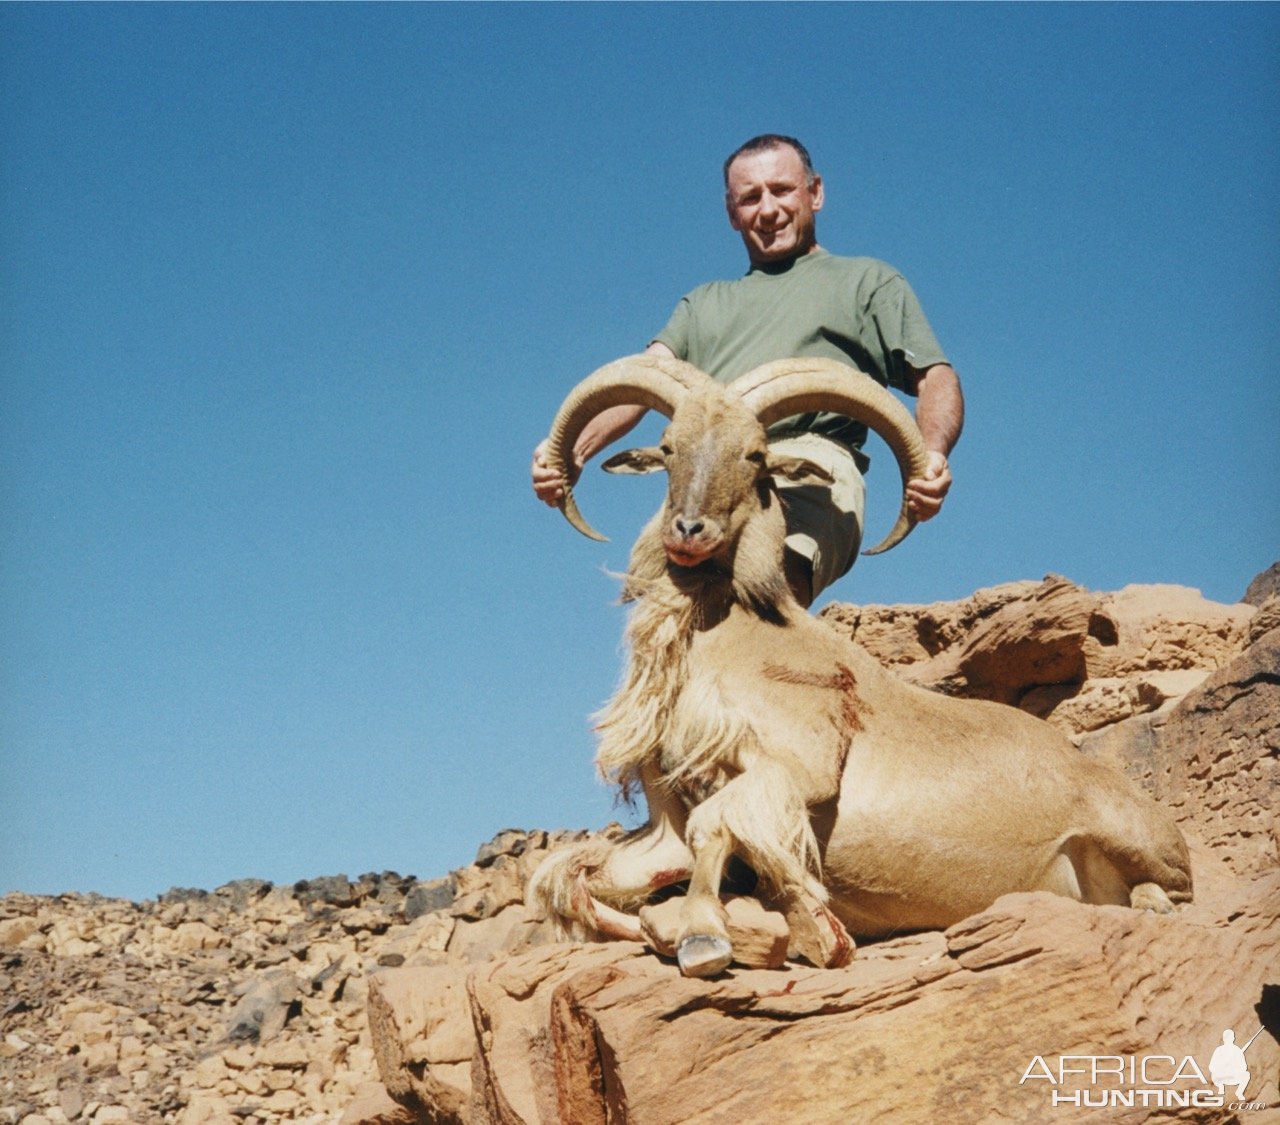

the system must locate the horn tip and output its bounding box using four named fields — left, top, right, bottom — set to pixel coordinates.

left=862, top=507, right=917, bottom=556
left=558, top=492, right=609, bottom=543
